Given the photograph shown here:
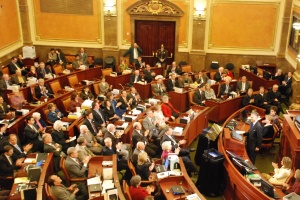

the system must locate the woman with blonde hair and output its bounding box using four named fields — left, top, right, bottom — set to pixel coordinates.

left=267, top=157, right=292, bottom=185
left=136, top=152, right=154, bottom=180
left=204, top=83, right=216, bottom=100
